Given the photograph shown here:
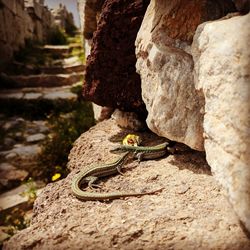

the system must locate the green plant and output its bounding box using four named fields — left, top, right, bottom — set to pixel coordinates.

left=21, top=178, right=37, bottom=203
left=37, top=100, right=95, bottom=182
left=48, top=26, right=68, bottom=45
